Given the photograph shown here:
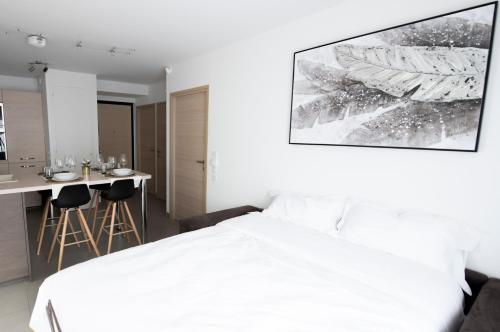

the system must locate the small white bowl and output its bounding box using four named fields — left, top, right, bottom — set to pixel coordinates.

left=112, top=168, right=133, bottom=176
left=53, top=172, right=78, bottom=181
